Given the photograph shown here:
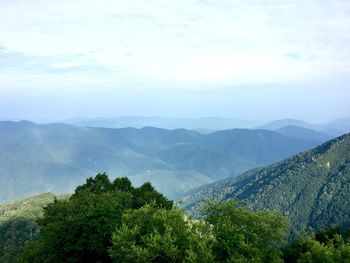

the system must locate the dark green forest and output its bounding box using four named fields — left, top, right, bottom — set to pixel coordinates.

left=1, top=174, right=349, bottom=262
left=183, top=133, right=350, bottom=232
